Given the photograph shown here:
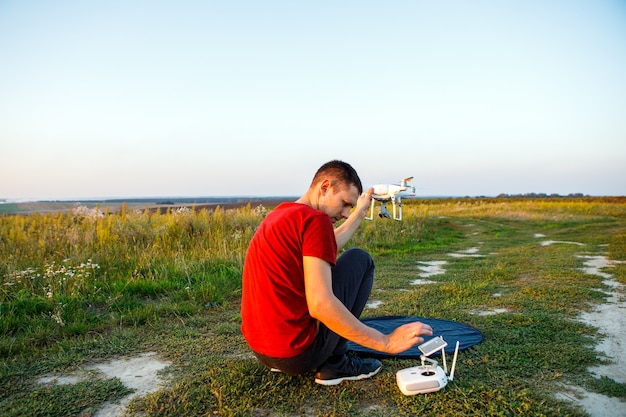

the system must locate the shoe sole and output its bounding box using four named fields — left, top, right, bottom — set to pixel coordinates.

left=314, top=365, right=382, bottom=386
